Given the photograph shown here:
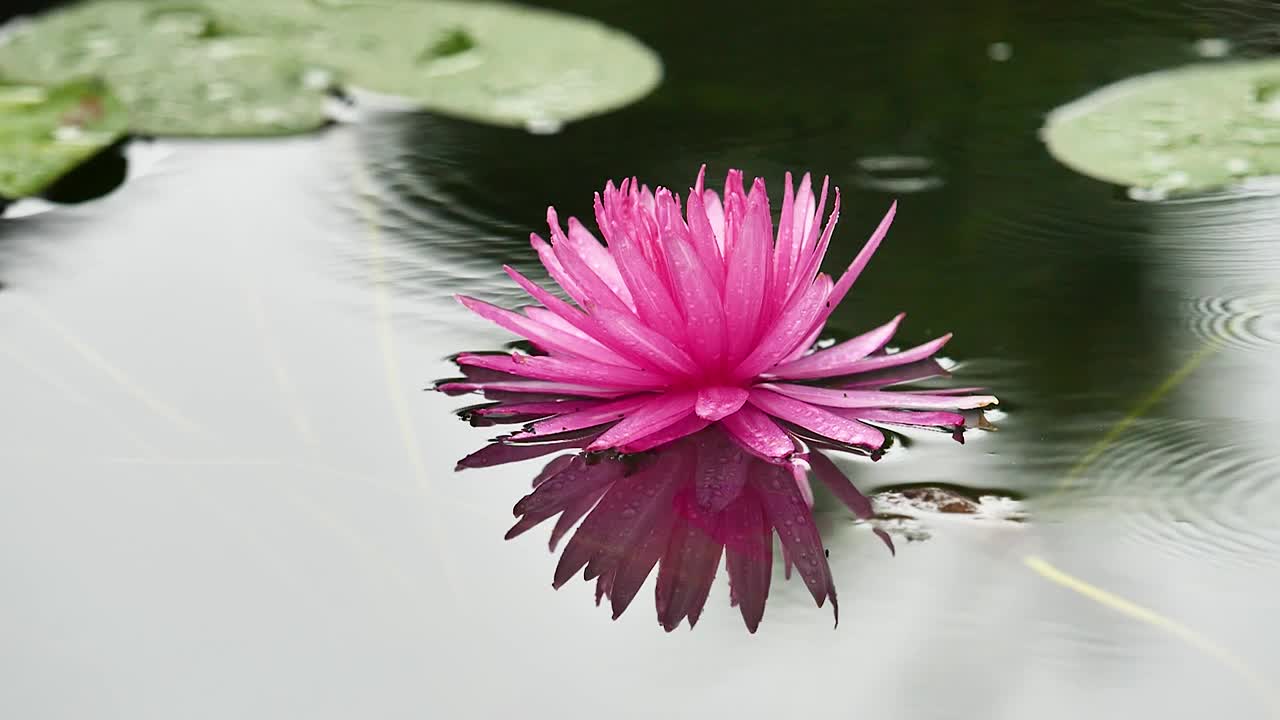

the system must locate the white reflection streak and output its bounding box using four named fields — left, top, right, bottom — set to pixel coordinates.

left=8, top=294, right=421, bottom=594
left=239, top=277, right=317, bottom=447
left=14, top=296, right=212, bottom=439
left=351, top=150, right=464, bottom=609
left=0, top=343, right=157, bottom=455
